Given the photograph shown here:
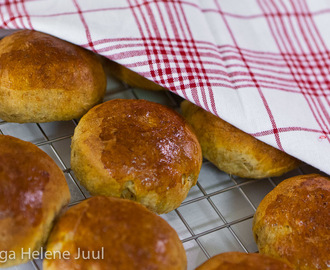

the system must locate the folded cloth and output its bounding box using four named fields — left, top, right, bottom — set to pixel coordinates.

left=0, top=0, right=329, bottom=174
